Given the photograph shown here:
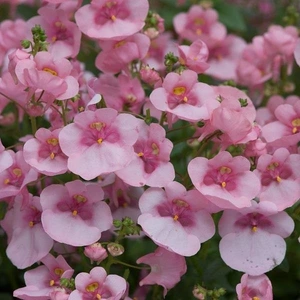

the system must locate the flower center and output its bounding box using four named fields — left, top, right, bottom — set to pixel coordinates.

left=86, top=282, right=99, bottom=292
left=173, top=86, right=186, bottom=96
left=43, top=67, right=57, bottom=76
left=292, top=118, right=300, bottom=133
